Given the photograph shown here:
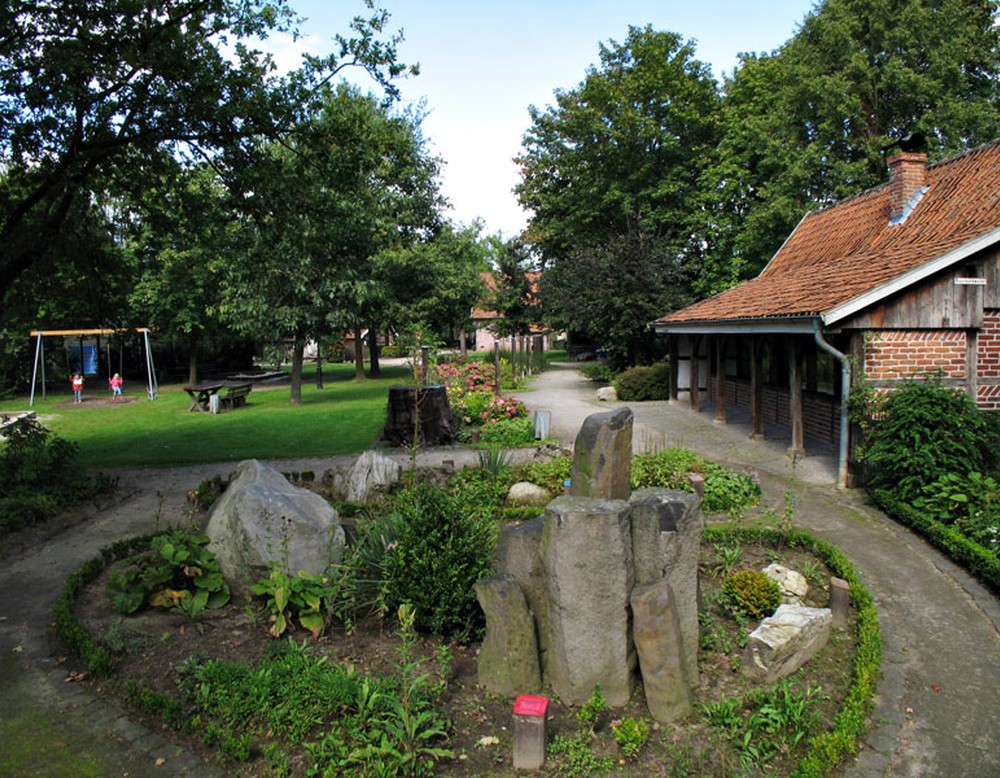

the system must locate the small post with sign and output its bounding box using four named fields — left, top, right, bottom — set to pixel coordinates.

left=513, top=694, right=548, bottom=770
